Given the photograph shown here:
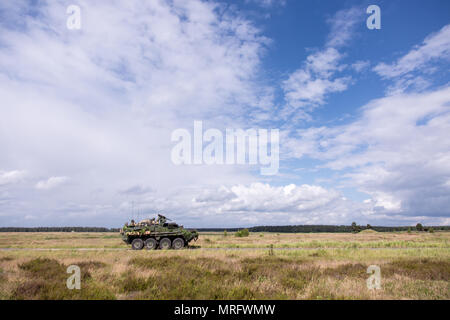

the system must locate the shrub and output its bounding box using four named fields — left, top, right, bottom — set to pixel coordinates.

left=351, top=222, right=361, bottom=233
left=235, top=228, right=250, bottom=237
